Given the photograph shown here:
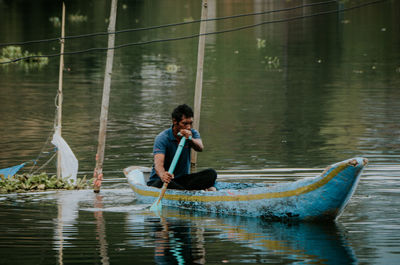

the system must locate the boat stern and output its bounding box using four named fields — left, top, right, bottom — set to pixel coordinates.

left=124, top=166, right=153, bottom=199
